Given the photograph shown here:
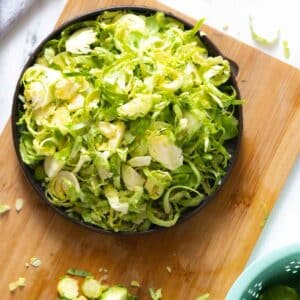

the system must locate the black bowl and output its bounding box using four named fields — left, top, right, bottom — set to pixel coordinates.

left=11, top=6, right=243, bottom=235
